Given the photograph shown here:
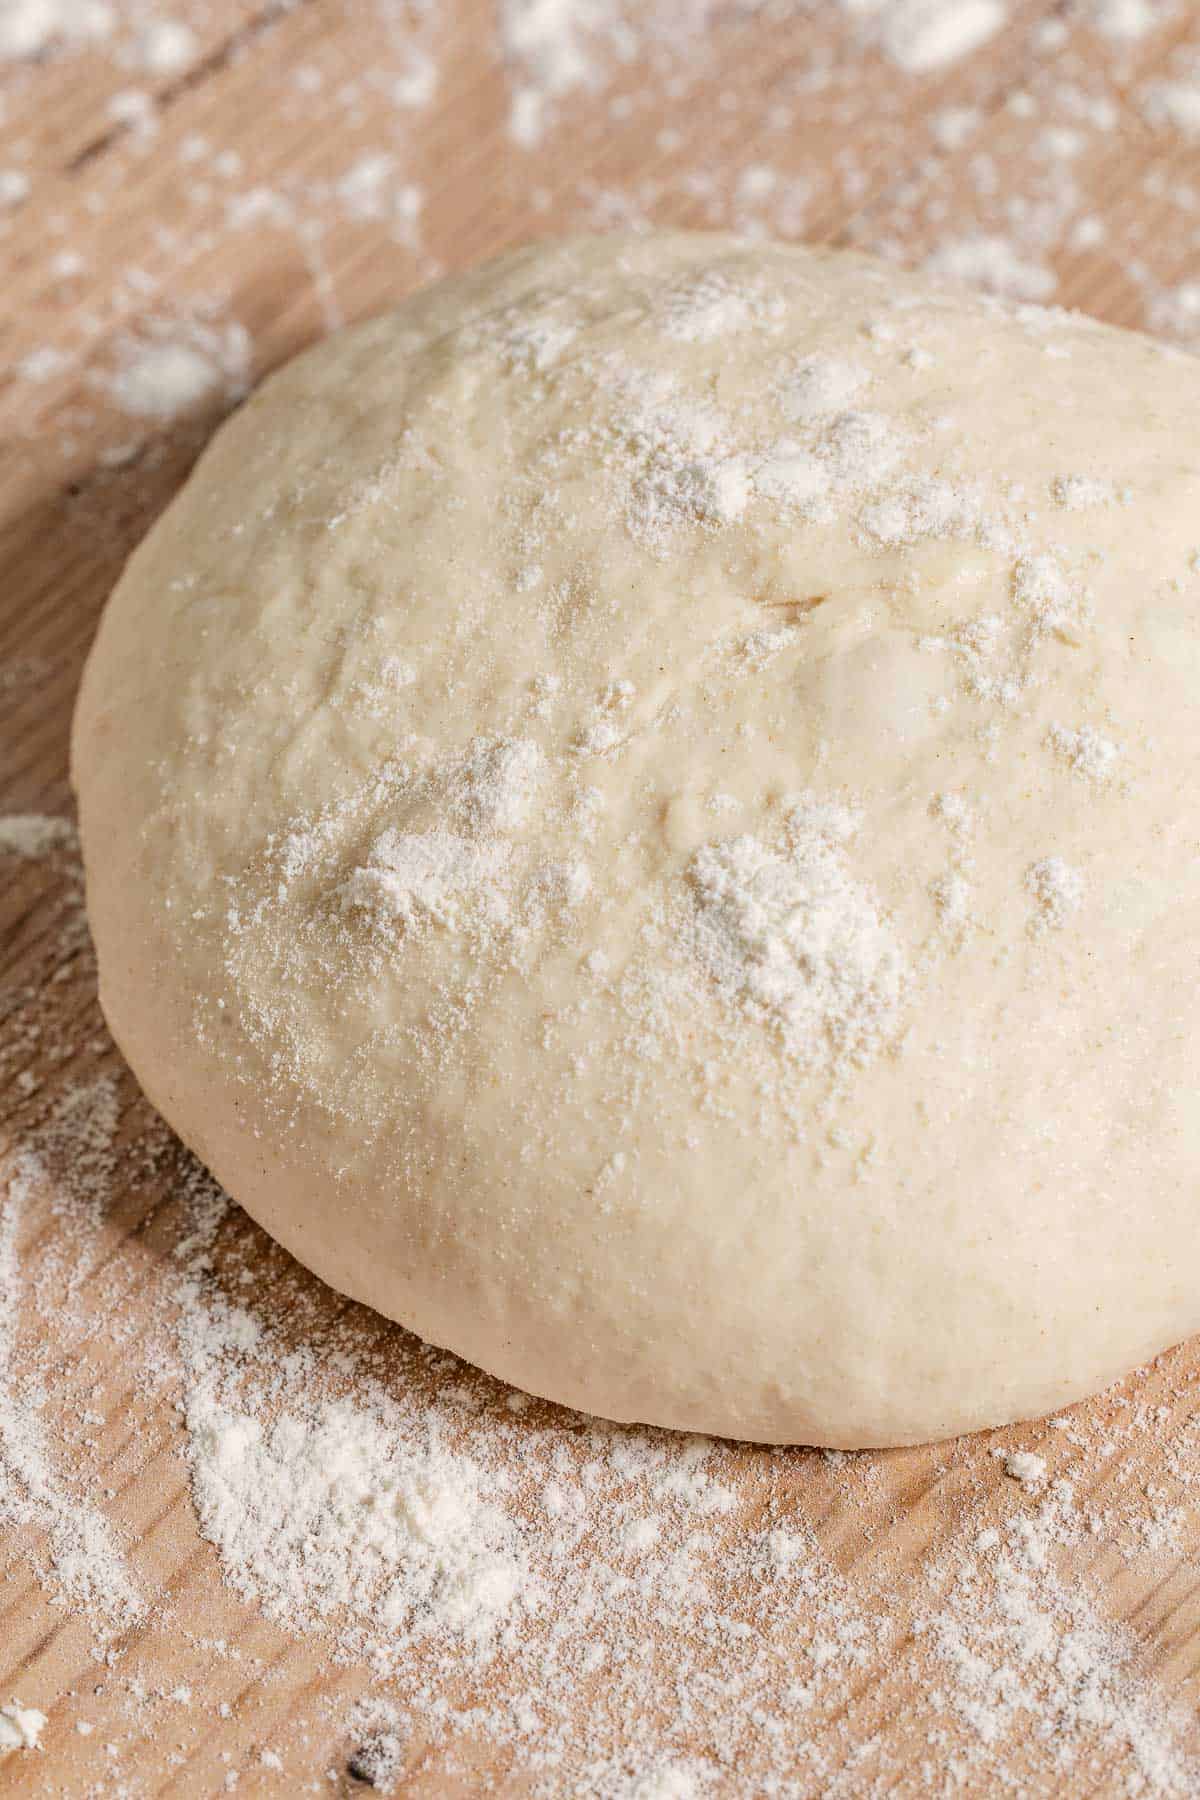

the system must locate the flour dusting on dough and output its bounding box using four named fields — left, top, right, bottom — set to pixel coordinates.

left=688, top=803, right=905, bottom=1070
